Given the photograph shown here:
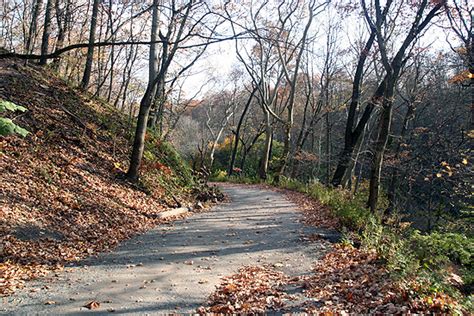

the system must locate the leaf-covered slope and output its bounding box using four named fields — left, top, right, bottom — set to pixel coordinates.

left=0, top=58, right=190, bottom=296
